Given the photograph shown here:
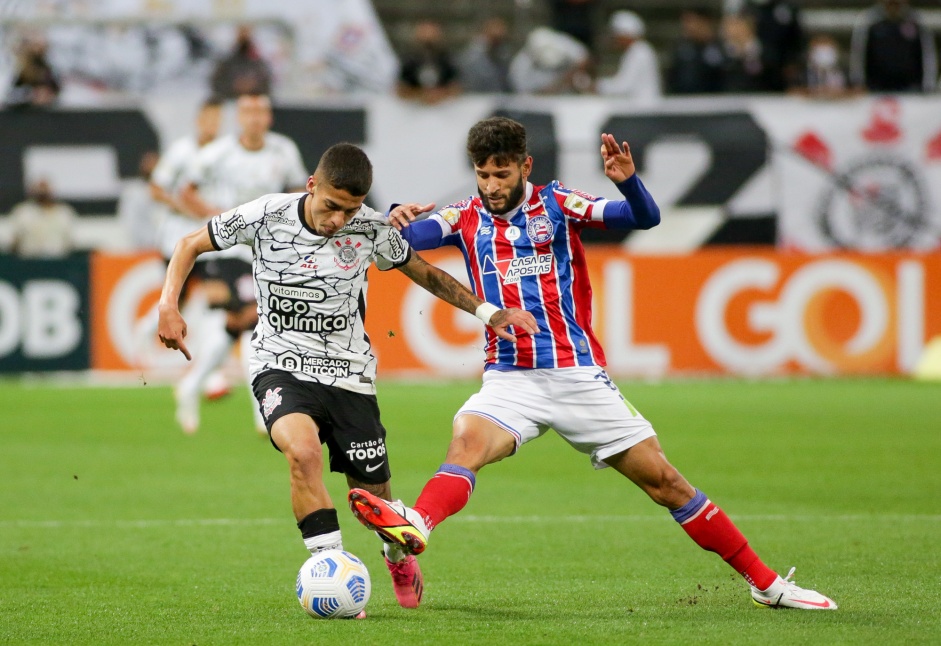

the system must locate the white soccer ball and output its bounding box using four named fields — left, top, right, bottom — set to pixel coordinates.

left=296, top=549, right=371, bottom=619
